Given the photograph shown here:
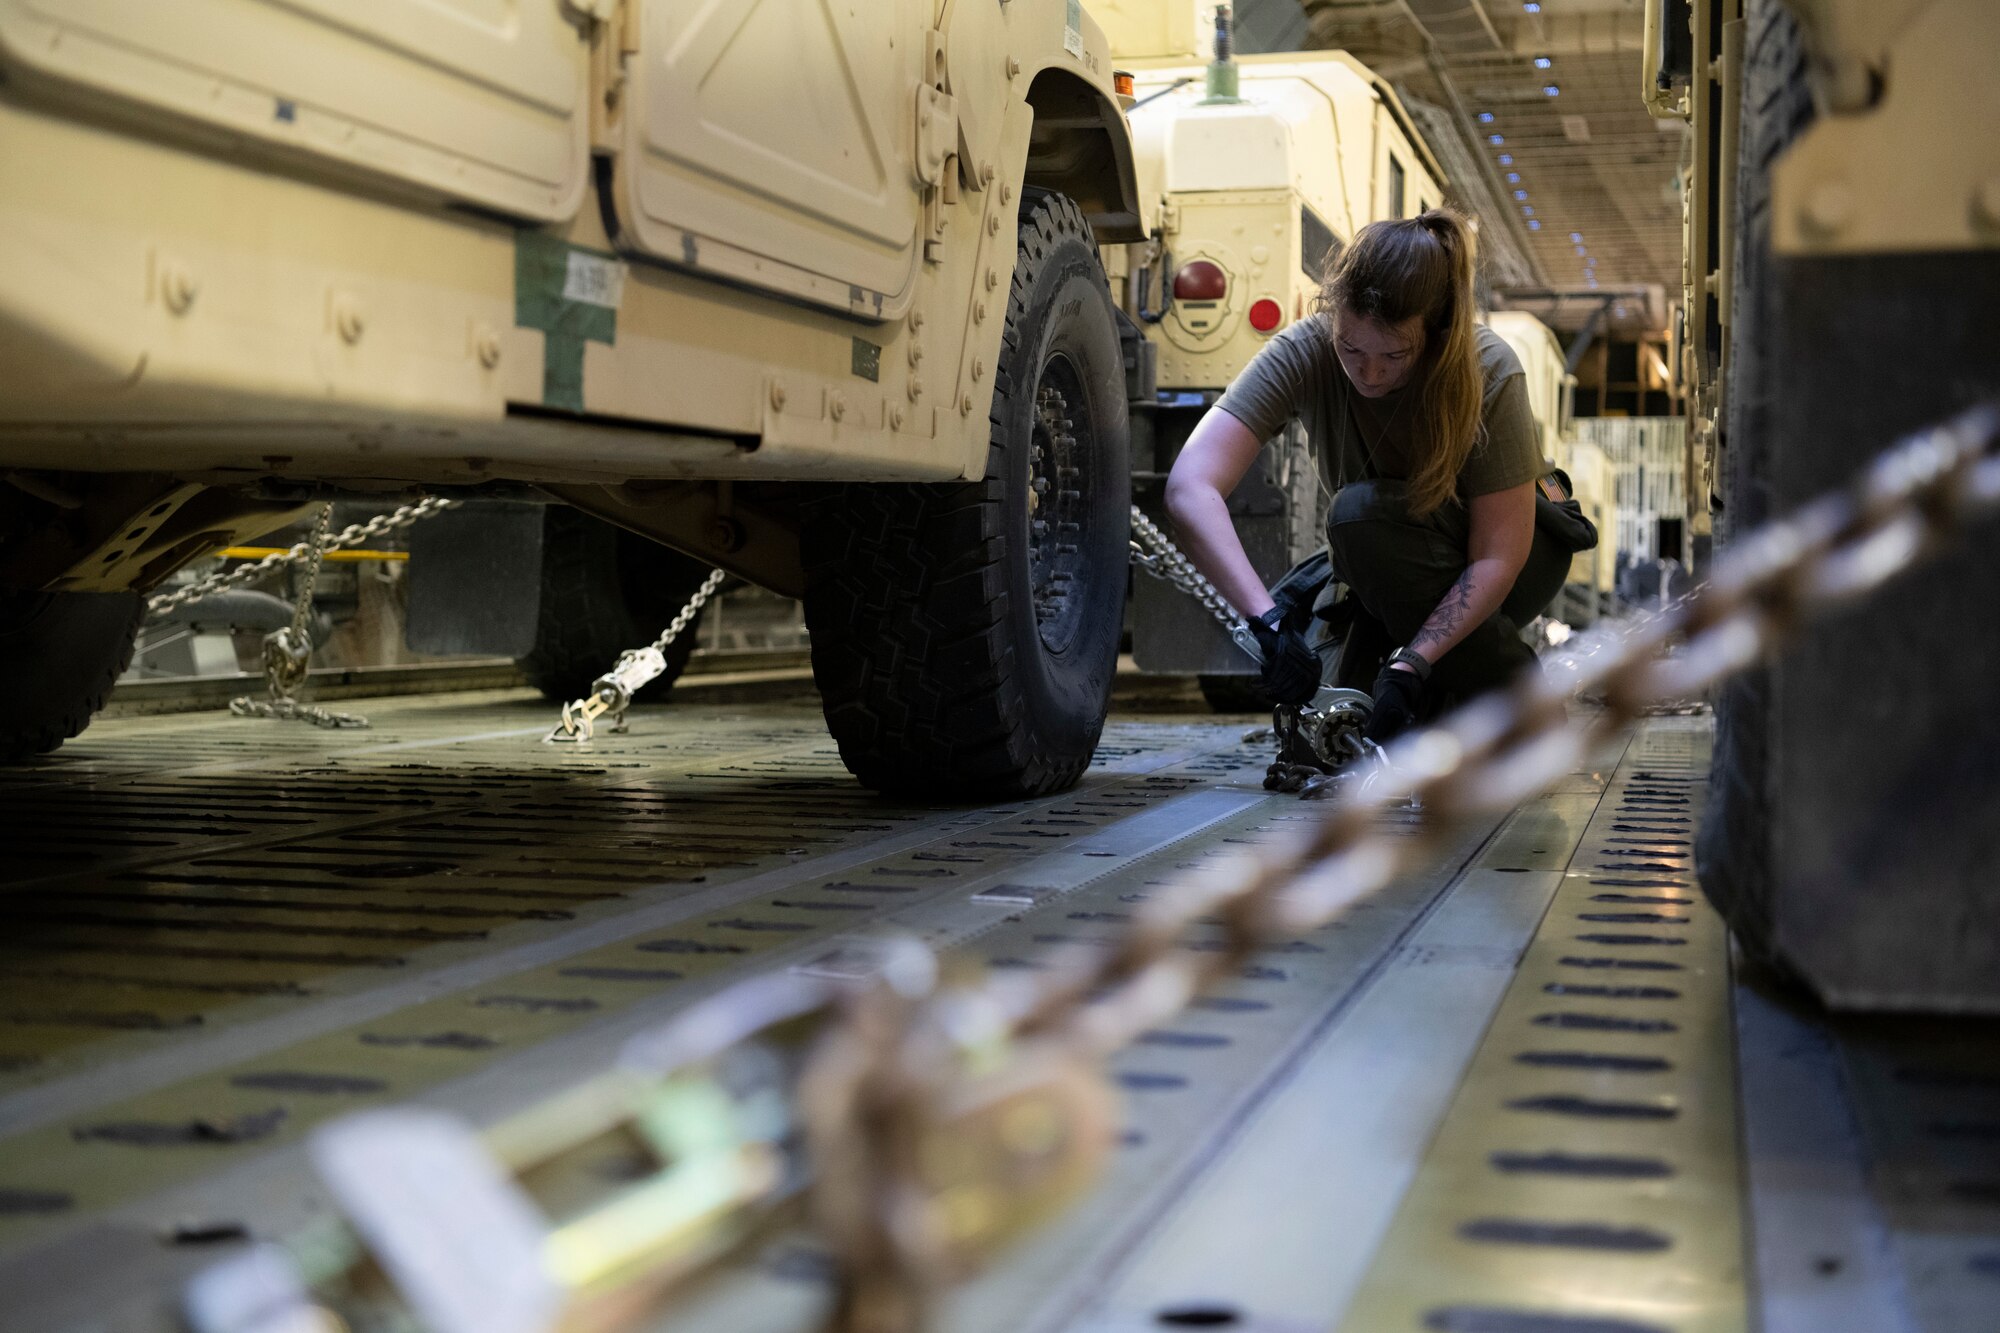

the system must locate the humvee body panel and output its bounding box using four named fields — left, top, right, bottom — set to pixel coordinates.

left=610, top=0, right=927, bottom=316
left=0, top=0, right=591, bottom=223
left=0, top=0, right=1138, bottom=501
